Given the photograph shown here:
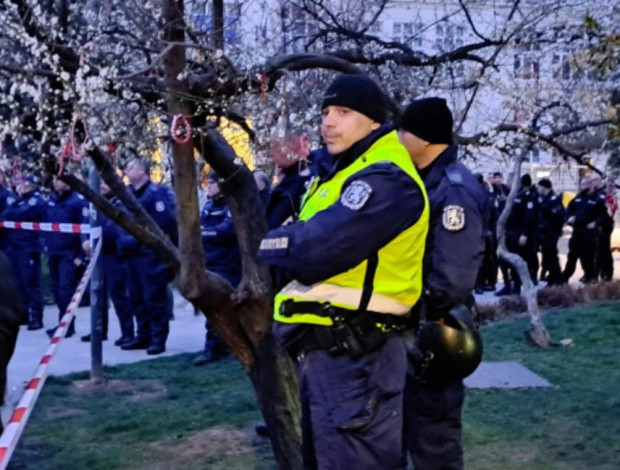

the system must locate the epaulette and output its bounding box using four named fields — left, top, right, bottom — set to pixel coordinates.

left=445, top=166, right=465, bottom=185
